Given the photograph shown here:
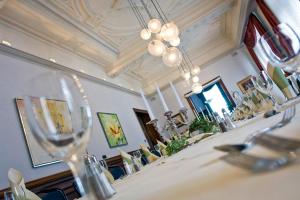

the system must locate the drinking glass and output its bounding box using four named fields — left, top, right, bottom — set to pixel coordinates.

left=154, top=144, right=162, bottom=157
left=4, top=192, right=15, bottom=200
left=134, top=150, right=145, bottom=167
left=251, top=71, right=279, bottom=109
left=232, top=91, right=244, bottom=106
left=259, top=23, right=300, bottom=73
left=23, top=71, right=99, bottom=199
